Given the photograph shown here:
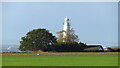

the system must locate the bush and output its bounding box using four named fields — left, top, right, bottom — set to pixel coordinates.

left=51, top=42, right=87, bottom=52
